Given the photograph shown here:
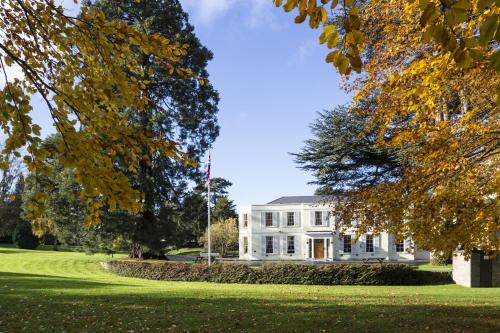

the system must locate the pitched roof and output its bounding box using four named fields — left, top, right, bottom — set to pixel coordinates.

left=267, top=196, right=327, bottom=204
